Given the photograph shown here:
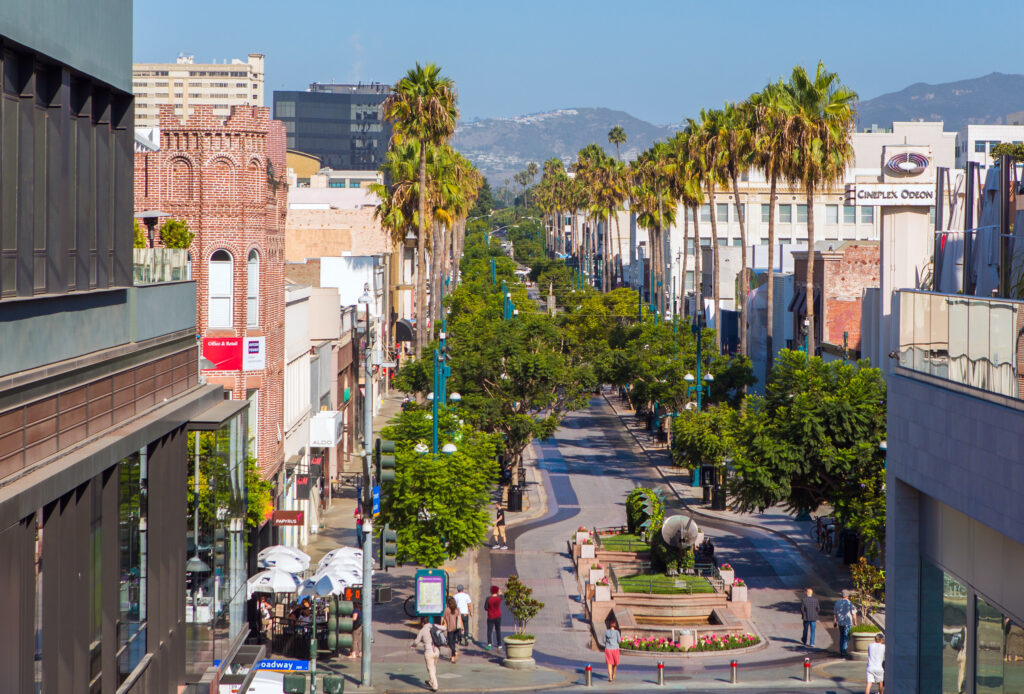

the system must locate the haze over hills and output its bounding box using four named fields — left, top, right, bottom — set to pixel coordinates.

left=455, top=73, right=1024, bottom=186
